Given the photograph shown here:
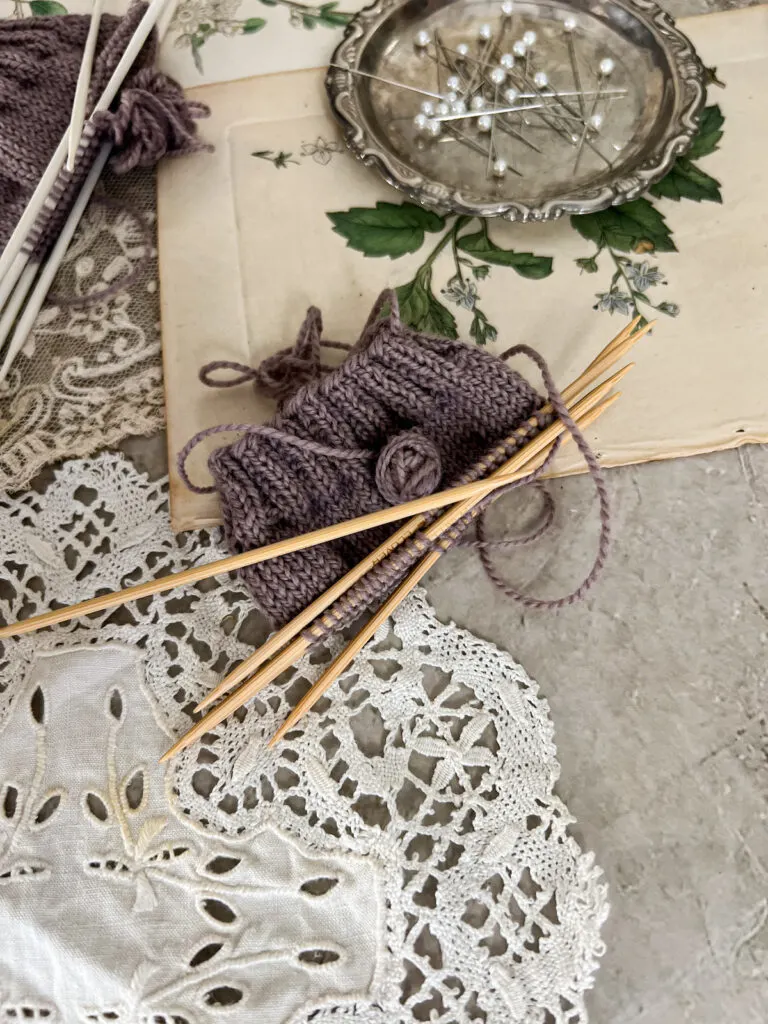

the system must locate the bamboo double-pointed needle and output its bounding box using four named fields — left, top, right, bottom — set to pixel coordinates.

left=160, top=368, right=631, bottom=763
left=268, top=393, right=619, bottom=748
left=193, top=316, right=647, bottom=714
left=0, top=316, right=648, bottom=643
left=0, top=447, right=605, bottom=640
